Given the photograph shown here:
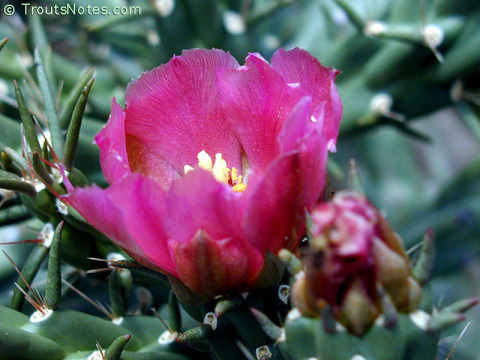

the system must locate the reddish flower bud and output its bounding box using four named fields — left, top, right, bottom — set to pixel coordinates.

left=293, top=191, right=422, bottom=335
